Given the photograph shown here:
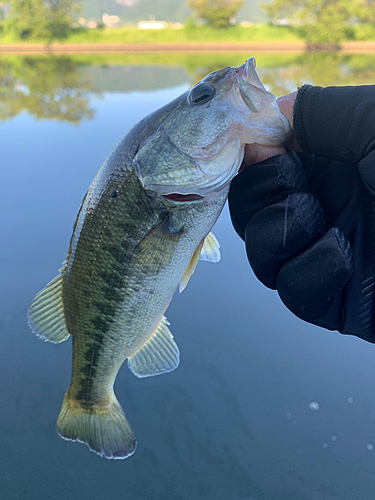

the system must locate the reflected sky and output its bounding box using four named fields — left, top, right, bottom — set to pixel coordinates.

left=2, top=56, right=375, bottom=499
